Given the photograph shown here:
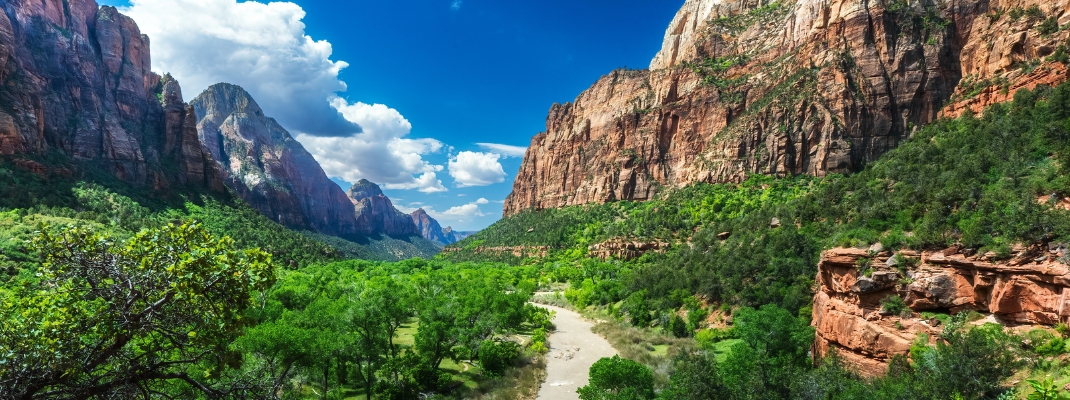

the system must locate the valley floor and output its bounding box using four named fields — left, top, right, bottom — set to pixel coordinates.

left=534, top=304, right=617, bottom=400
